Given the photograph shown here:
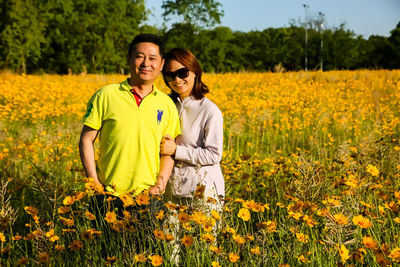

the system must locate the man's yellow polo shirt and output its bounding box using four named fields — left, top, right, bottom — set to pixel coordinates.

left=83, top=79, right=180, bottom=195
